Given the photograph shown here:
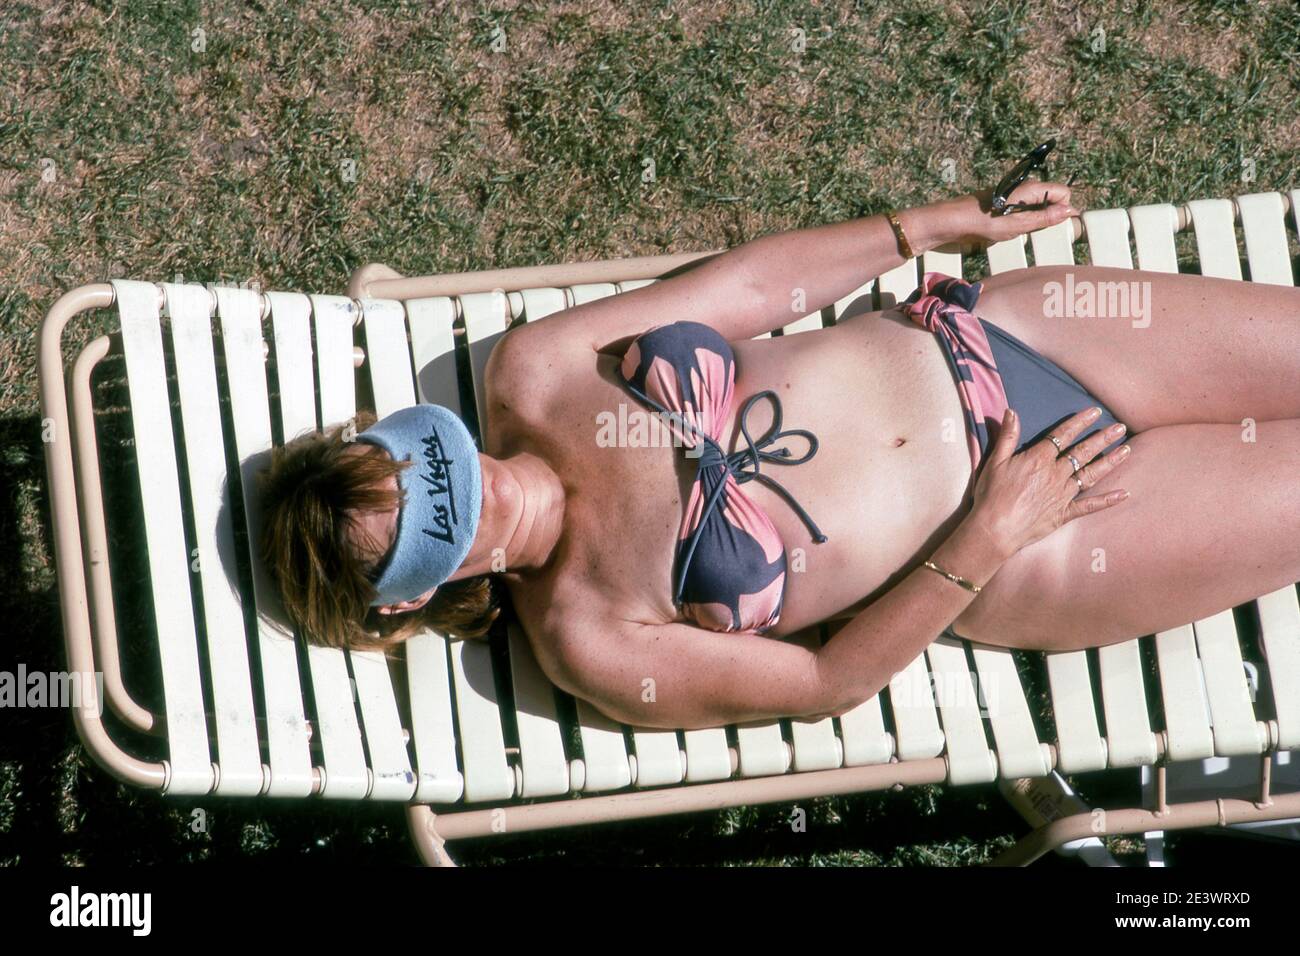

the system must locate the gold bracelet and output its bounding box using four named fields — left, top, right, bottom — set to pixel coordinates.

left=922, top=559, right=982, bottom=594
left=885, top=210, right=914, bottom=259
